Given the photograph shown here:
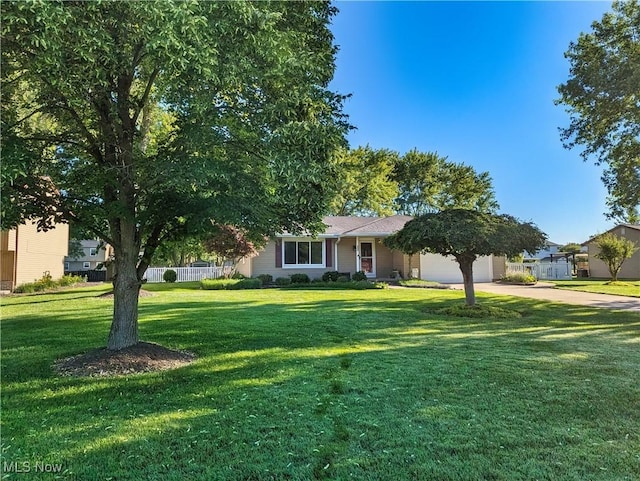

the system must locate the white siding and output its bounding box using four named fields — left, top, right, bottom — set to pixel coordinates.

left=420, top=254, right=493, bottom=283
